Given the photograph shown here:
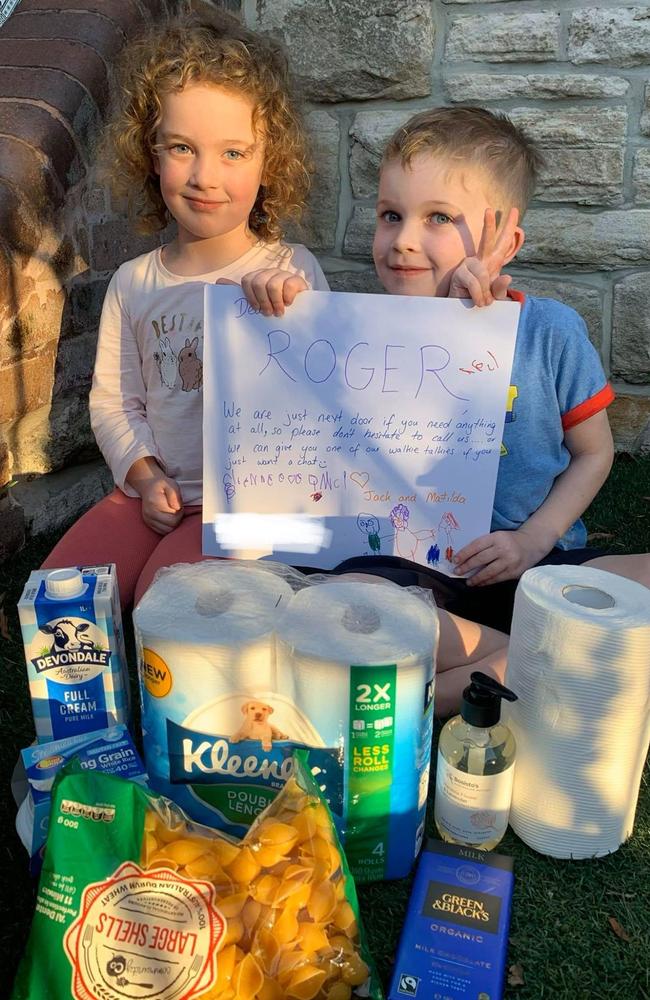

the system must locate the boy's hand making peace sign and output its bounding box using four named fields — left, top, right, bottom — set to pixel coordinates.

left=448, top=207, right=520, bottom=307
